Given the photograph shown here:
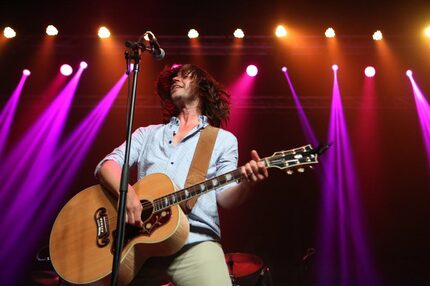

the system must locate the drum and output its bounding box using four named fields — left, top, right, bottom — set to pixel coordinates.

left=225, top=253, right=264, bottom=286
left=31, top=271, right=60, bottom=286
